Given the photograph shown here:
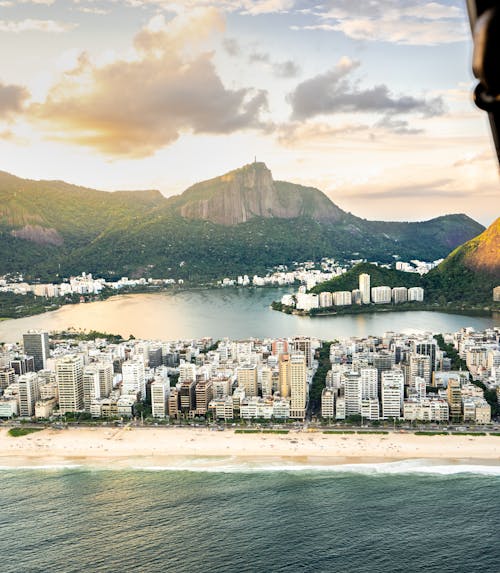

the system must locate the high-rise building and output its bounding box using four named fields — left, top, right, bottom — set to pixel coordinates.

left=237, top=364, right=258, bottom=397
left=408, top=353, right=431, bottom=387
left=279, top=354, right=290, bottom=397
left=148, top=345, right=163, bottom=368
left=334, top=291, right=352, bottom=306
left=289, top=353, right=307, bottom=419
left=18, top=372, right=40, bottom=417
left=83, top=366, right=100, bottom=413
left=359, top=273, right=371, bottom=304
left=318, top=291, right=333, bottom=308
left=96, top=361, right=113, bottom=398
left=360, top=368, right=378, bottom=399
left=392, top=287, right=408, bottom=304
left=23, top=331, right=49, bottom=372
left=180, top=380, right=196, bottom=413
left=195, top=379, right=213, bottom=415
left=271, top=339, right=289, bottom=356
left=10, top=355, right=35, bottom=376
left=168, top=388, right=180, bottom=417
left=371, top=286, right=392, bottom=304
left=343, top=371, right=362, bottom=416
left=122, top=358, right=146, bottom=400
left=151, top=378, right=170, bottom=418
left=293, top=337, right=313, bottom=367
left=413, top=341, right=437, bottom=372
left=56, top=355, right=84, bottom=414
left=261, top=366, right=273, bottom=397
left=381, top=369, right=404, bottom=418
left=408, top=287, right=424, bottom=302
left=447, top=378, right=462, bottom=421
left=321, top=388, right=335, bottom=419
left=0, top=367, right=15, bottom=390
